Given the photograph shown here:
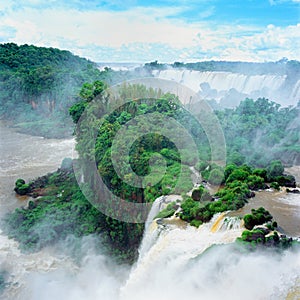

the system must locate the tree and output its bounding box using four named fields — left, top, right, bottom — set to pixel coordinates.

left=267, top=160, right=284, bottom=179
